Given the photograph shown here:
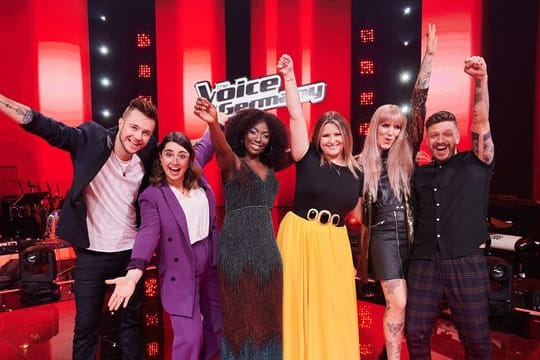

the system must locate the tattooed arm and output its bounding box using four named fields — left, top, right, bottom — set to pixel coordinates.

left=408, top=23, right=437, bottom=155
left=0, top=94, right=34, bottom=125
left=465, top=56, right=493, bottom=165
